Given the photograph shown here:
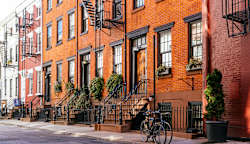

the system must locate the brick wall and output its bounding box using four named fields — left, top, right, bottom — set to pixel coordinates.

left=126, top=0, right=202, bottom=106
left=203, top=0, right=250, bottom=137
